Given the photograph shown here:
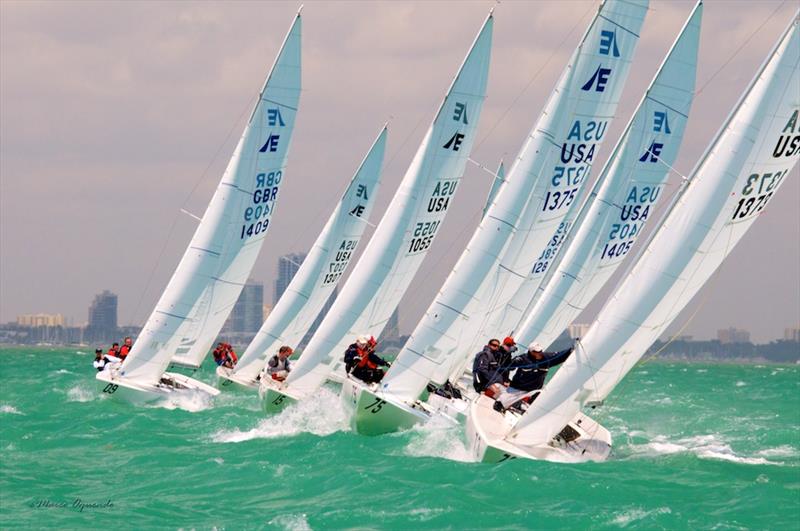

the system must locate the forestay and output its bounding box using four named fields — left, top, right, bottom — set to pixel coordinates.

left=509, top=14, right=800, bottom=447
left=482, top=161, right=505, bottom=219
left=515, top=2, right=703, bottom=351
left=284, top=14, right=494, bottom=399
left=379, top=0, right=648, bottom=404
left=231, top=127, right=386, bottom=382
left=121, top=13, right=302, bottom=383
